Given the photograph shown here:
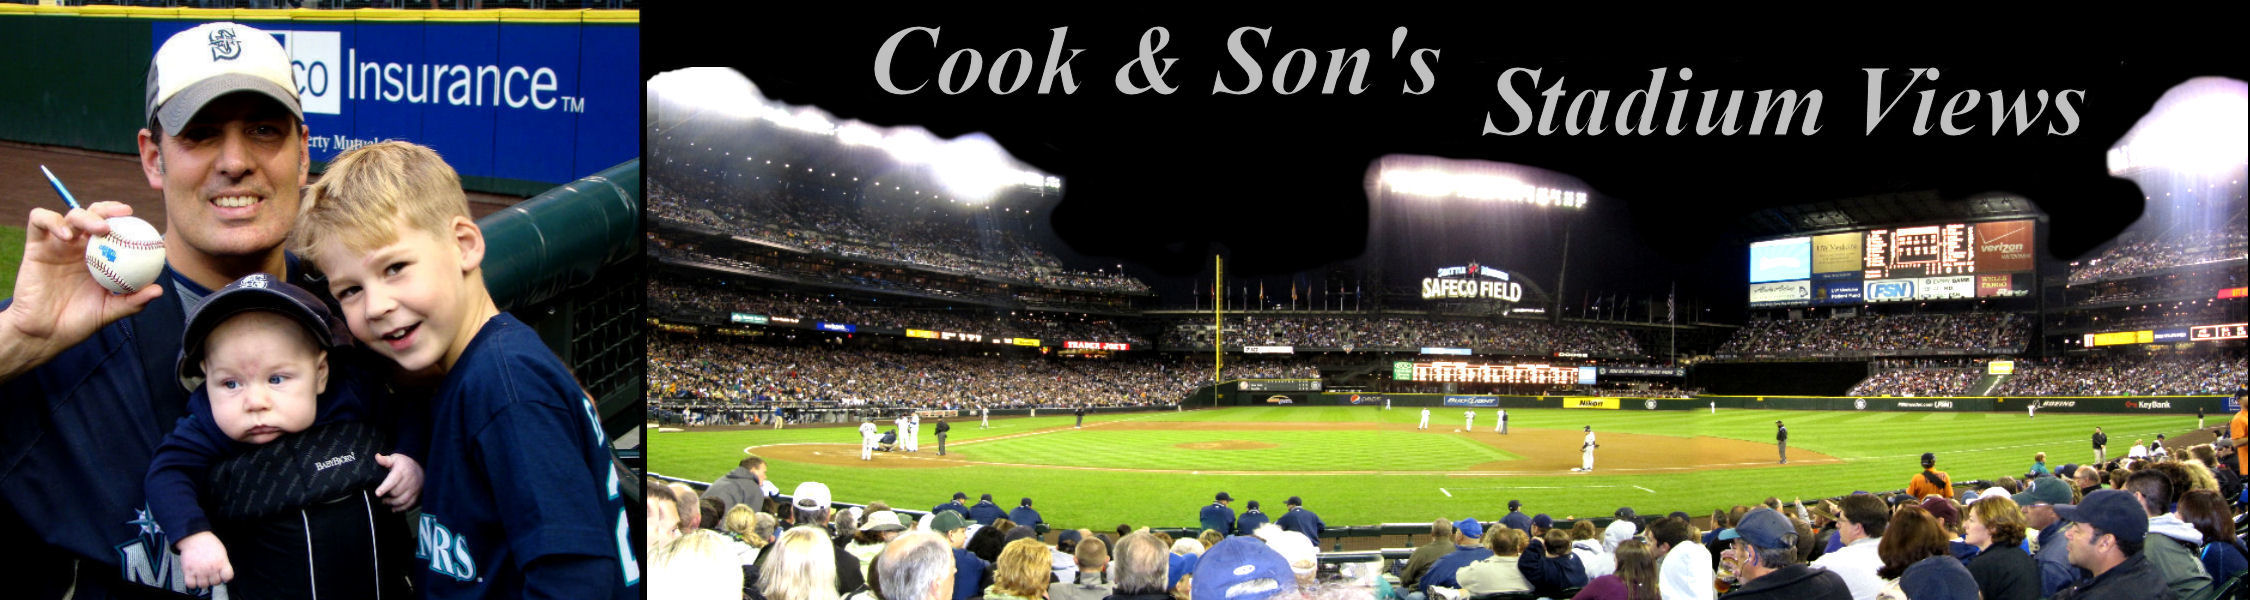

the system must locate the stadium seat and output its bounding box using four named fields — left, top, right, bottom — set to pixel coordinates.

left=2184, top=572, right=2242, bottom=600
